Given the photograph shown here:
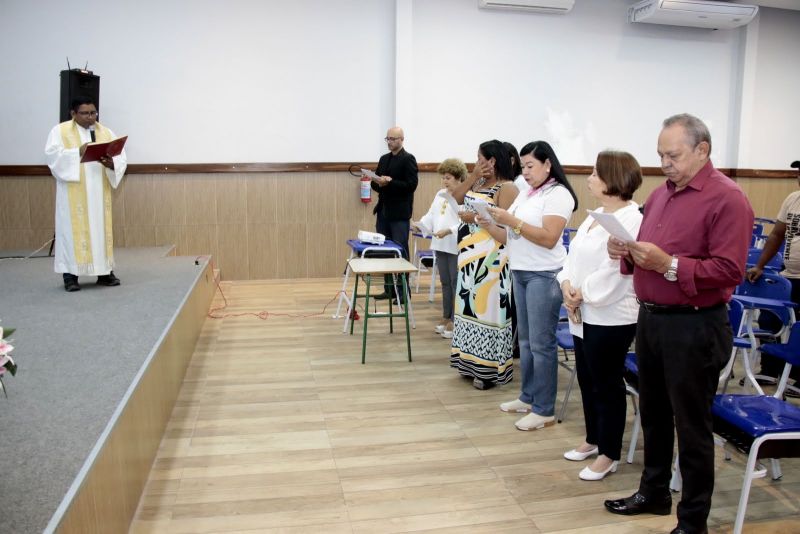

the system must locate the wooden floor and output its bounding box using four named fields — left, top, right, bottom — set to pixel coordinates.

left=130, top=278, right=800, bottom=533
